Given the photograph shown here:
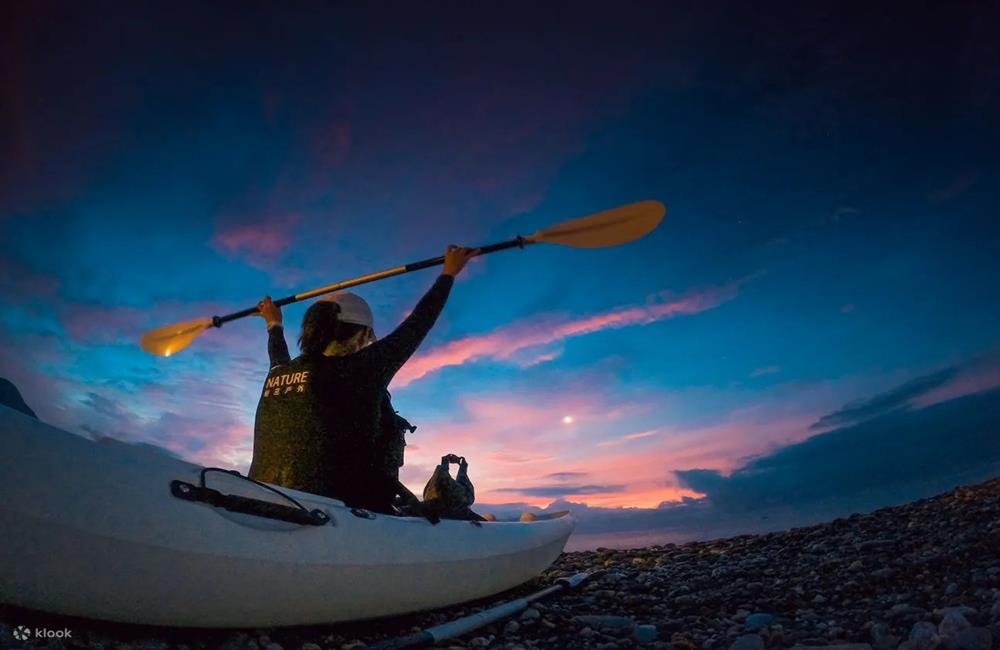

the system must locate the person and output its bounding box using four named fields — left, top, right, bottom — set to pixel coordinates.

left=418, top=453, right=485, bottom=521
left=259, top=296, right=419, bottom=510
left=249, top=245, right=478, bottom=513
